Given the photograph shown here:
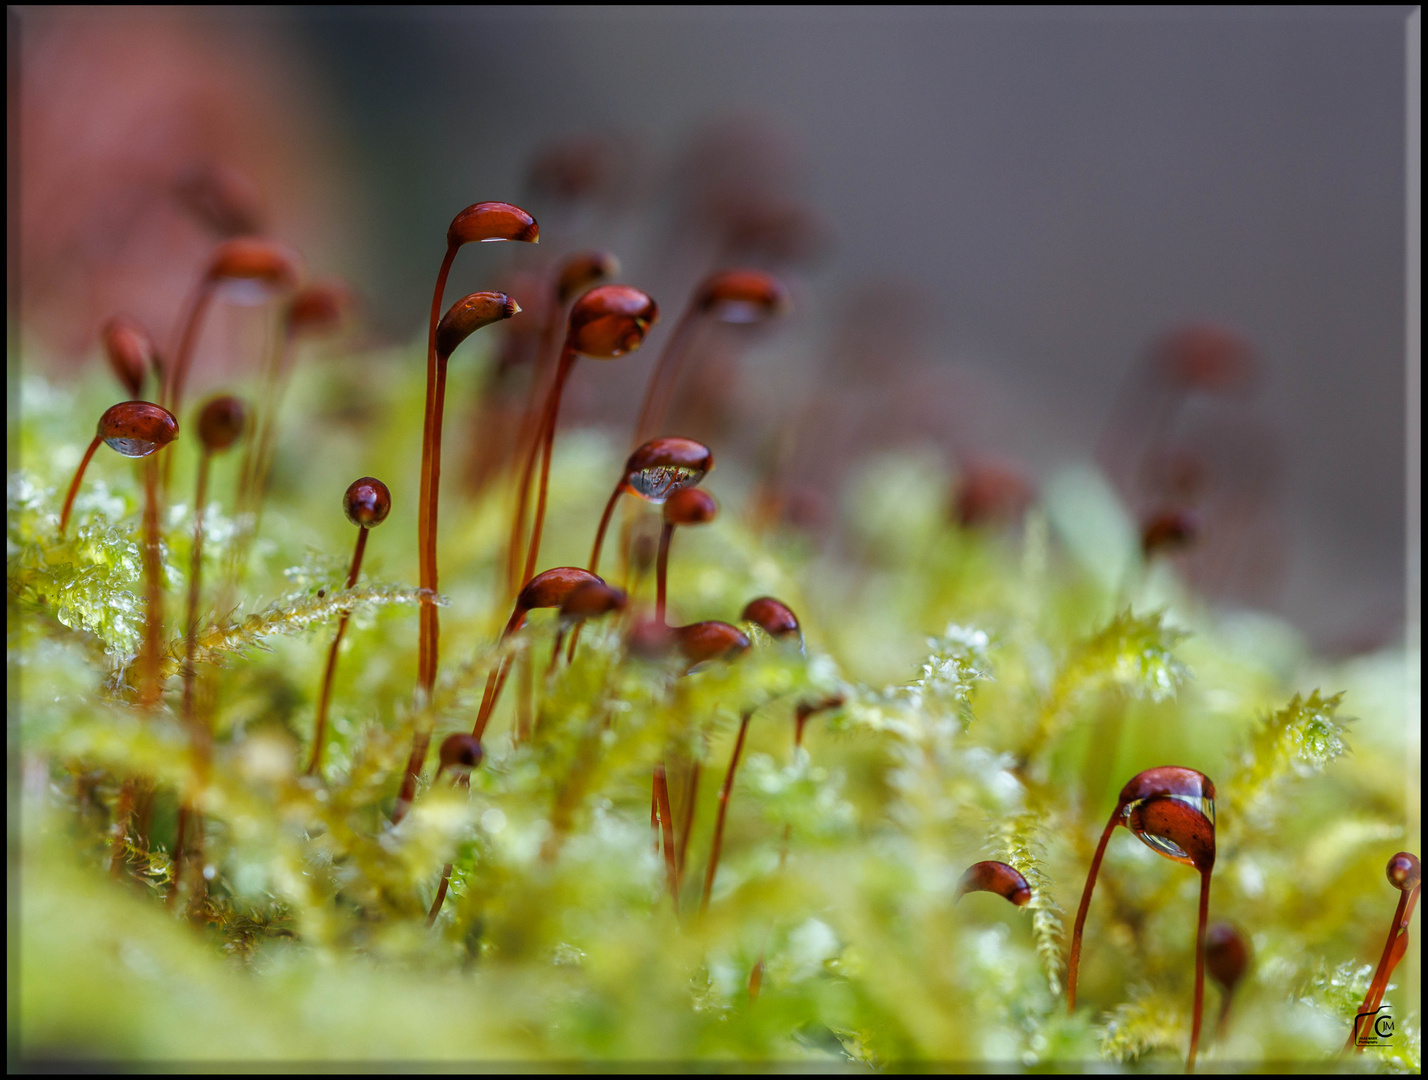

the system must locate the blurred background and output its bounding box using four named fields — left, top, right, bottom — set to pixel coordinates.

left=11, top=5, right=1416, bottom=653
